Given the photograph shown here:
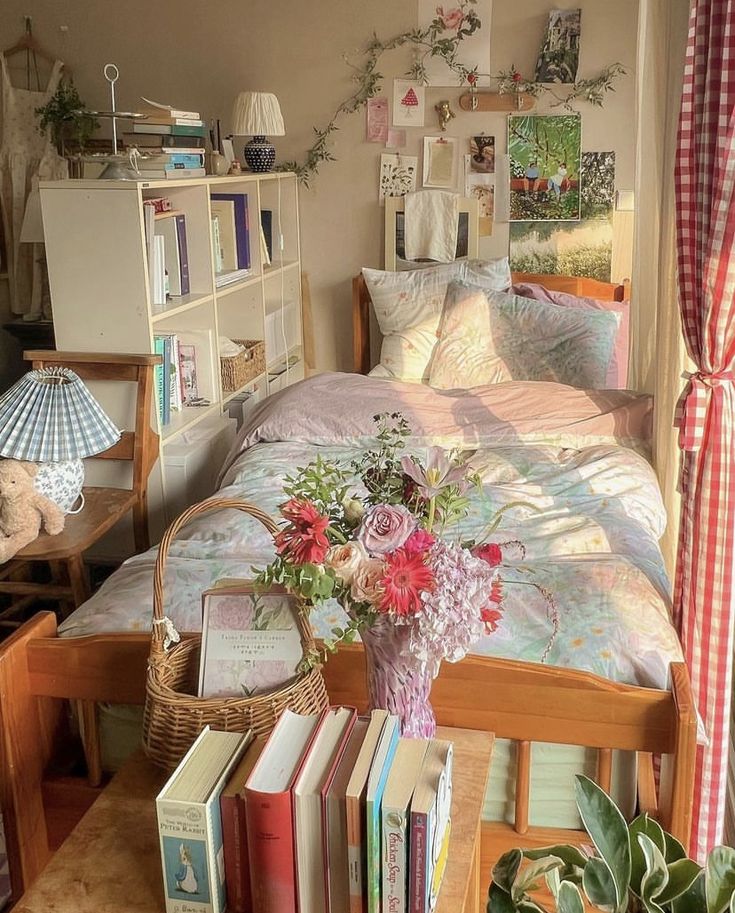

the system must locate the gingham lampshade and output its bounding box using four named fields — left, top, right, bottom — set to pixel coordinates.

left=0, top=367, right=120, bottom=462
